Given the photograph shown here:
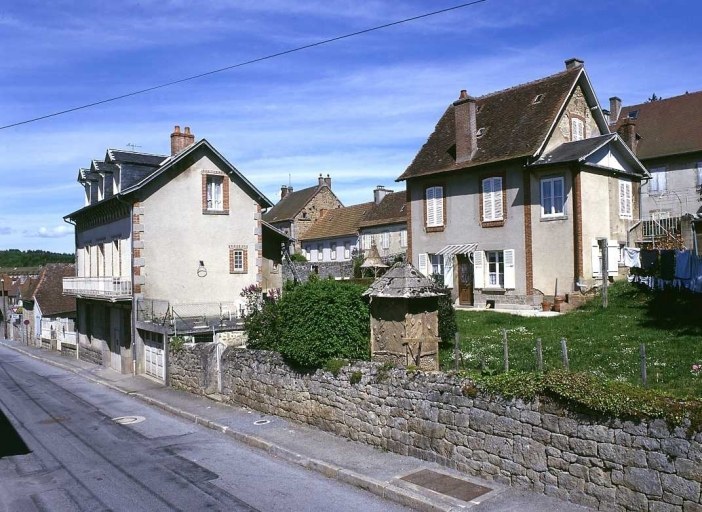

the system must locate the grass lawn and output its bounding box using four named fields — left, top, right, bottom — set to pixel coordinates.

left=443, top=281, right=702, bottom=399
